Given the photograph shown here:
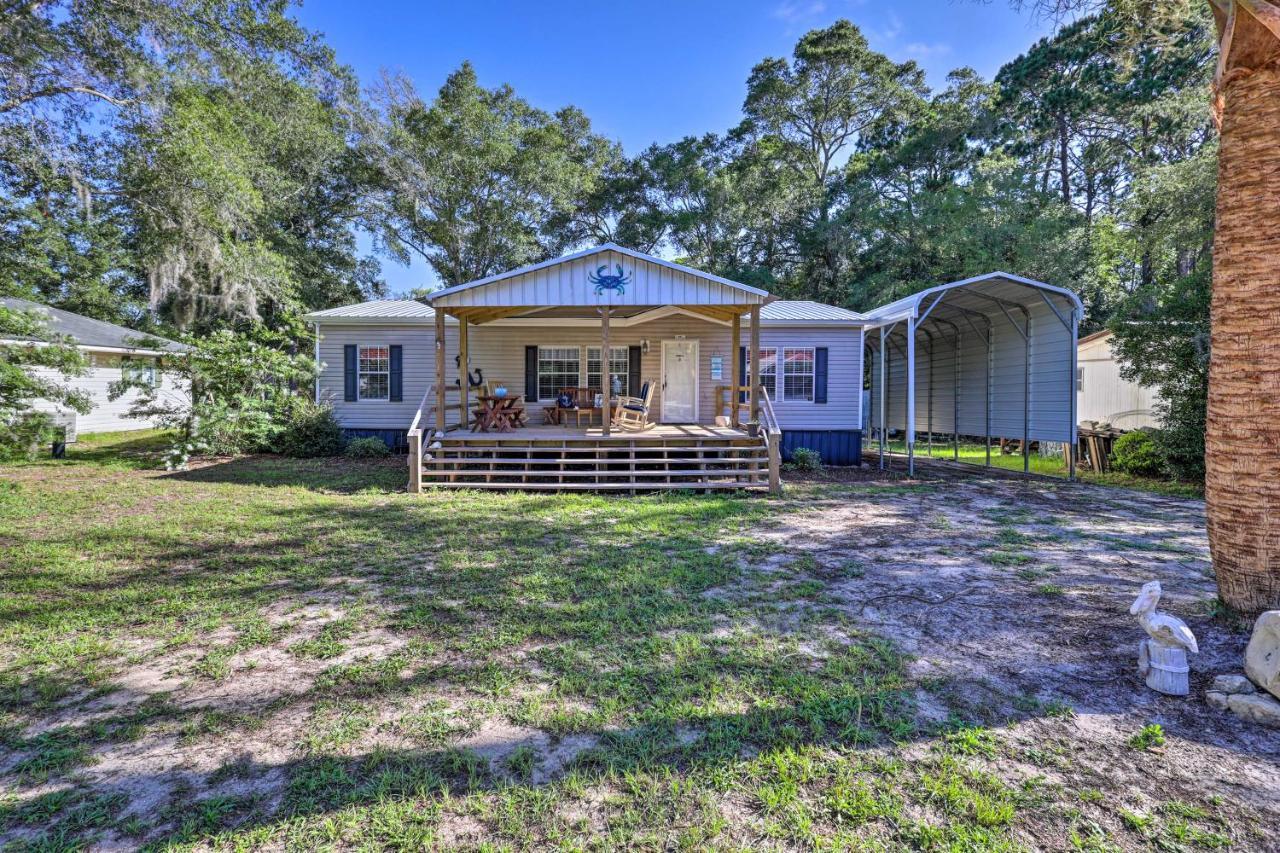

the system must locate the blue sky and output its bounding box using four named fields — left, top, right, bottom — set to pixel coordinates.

left=294, top=0, right=1058, bottom=294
